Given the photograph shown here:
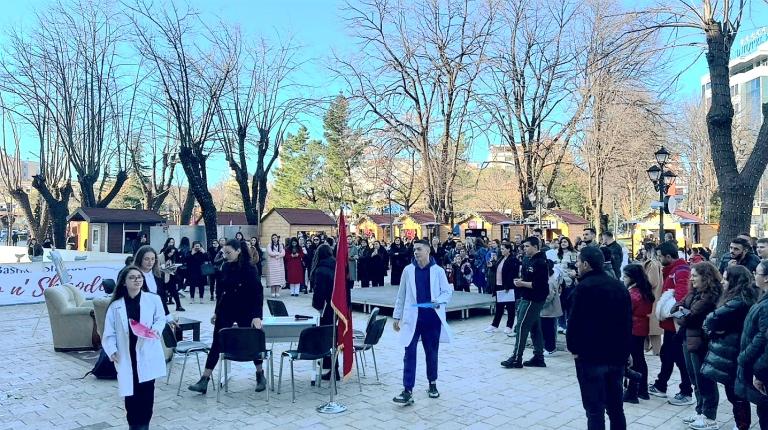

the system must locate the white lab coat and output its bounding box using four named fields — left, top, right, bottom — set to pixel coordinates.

left=102, top=292, right=167, bottom=397
left=393, top=261, right=453, bottom=347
